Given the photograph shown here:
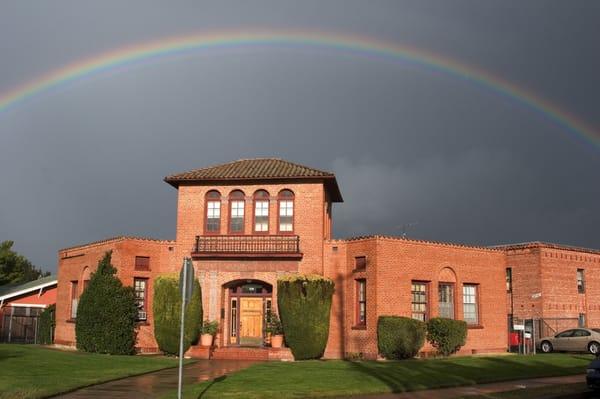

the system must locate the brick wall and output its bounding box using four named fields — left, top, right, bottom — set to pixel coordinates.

left=54, top=237, right=173, bottom=352
left=507, top=245, right=600, bottom=331
left=171, top=181, right=329, bottom=276
left=328, top=236, right=508, bottom=358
